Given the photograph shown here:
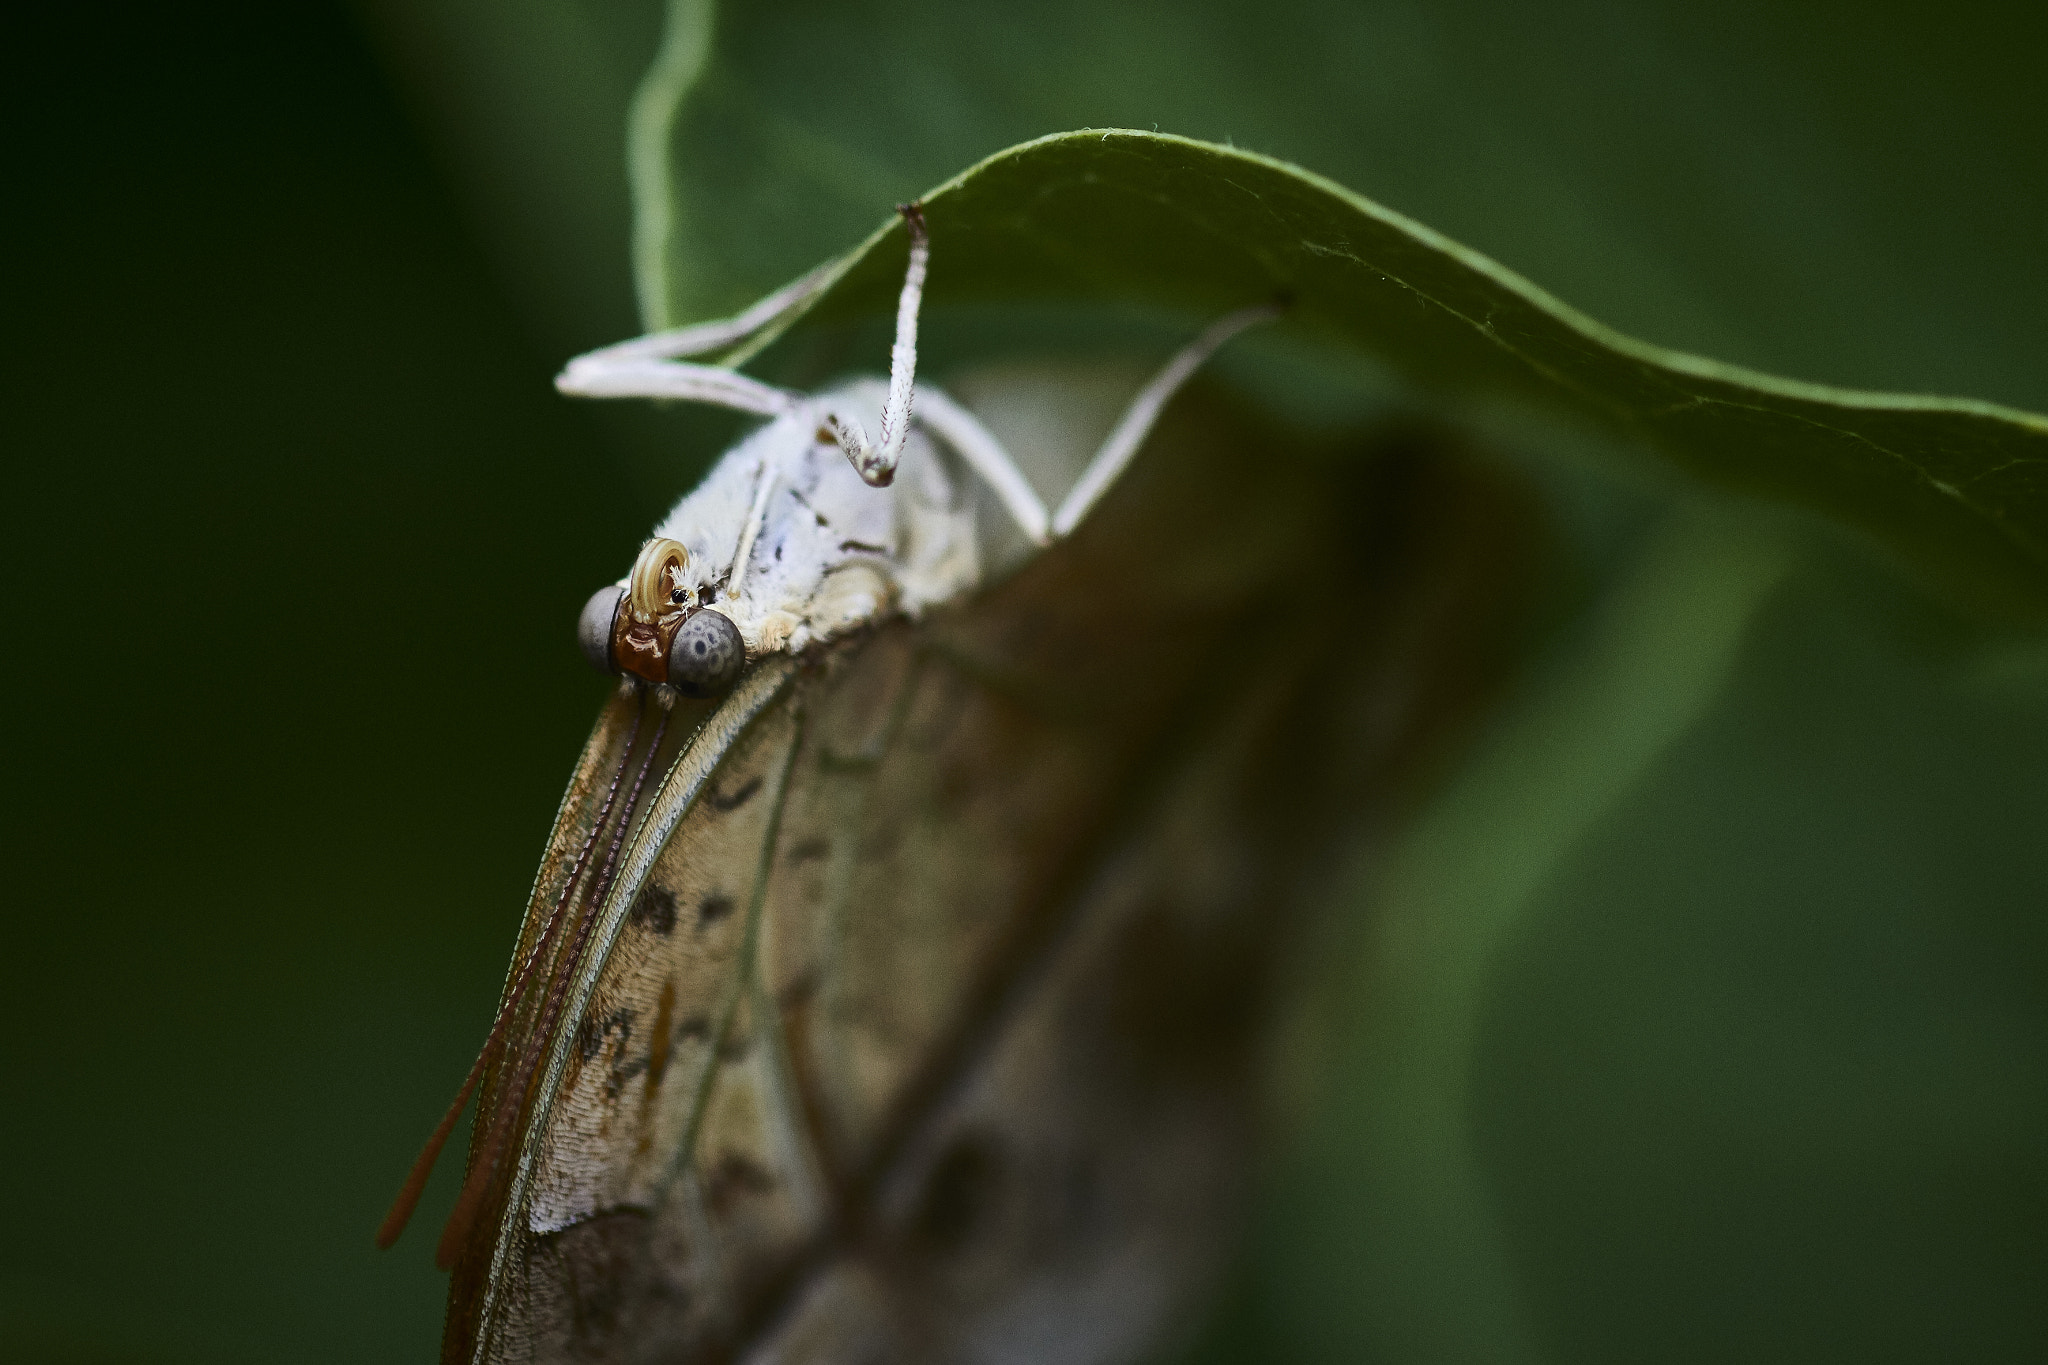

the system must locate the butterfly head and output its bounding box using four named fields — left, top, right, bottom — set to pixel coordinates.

left=578, top=537, right=745, bottom=698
